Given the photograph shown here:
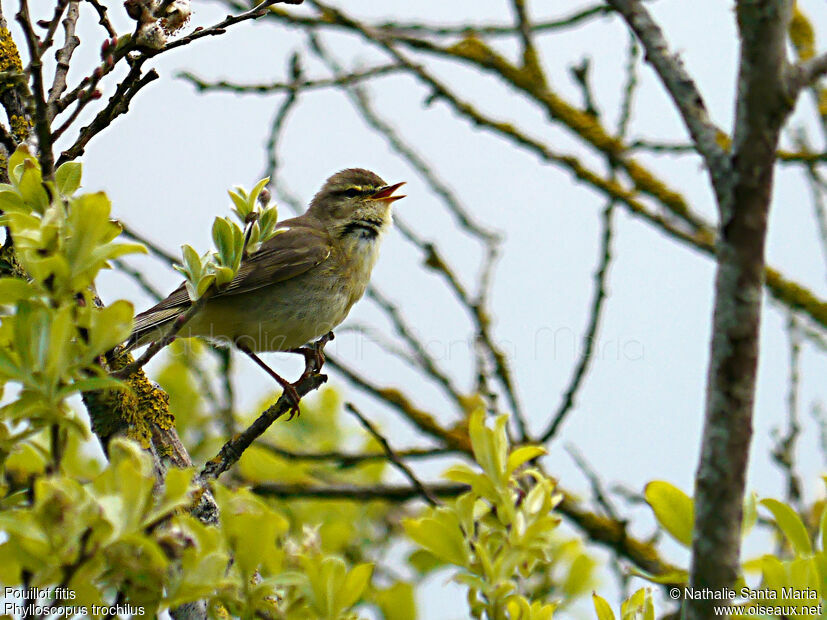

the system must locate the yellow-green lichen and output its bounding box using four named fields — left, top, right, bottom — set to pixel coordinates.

left=84, top=350, right=175, bottom=449
left=789, top=4, right=816, bottom=61
left=10, top=114, right=31, bottom=142
left=0, top=26, right=23, bottom=74
left=765, top=267, right=827, bottom=329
